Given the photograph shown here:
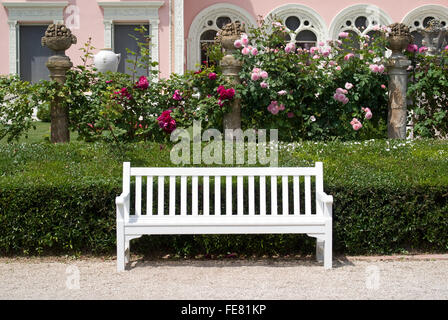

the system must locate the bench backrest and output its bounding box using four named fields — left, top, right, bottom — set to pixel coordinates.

left=122, top=162, right=326, bottom=218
